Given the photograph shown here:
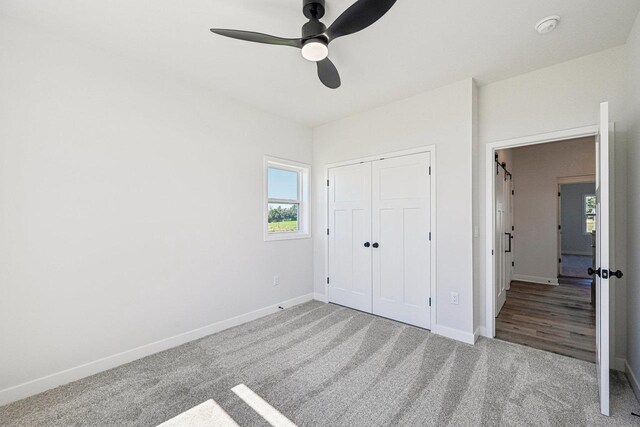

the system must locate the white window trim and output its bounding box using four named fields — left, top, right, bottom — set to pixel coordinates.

left=583, top=193, right=596, bottom=235
left=264, top=156, right=310, bottom=241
